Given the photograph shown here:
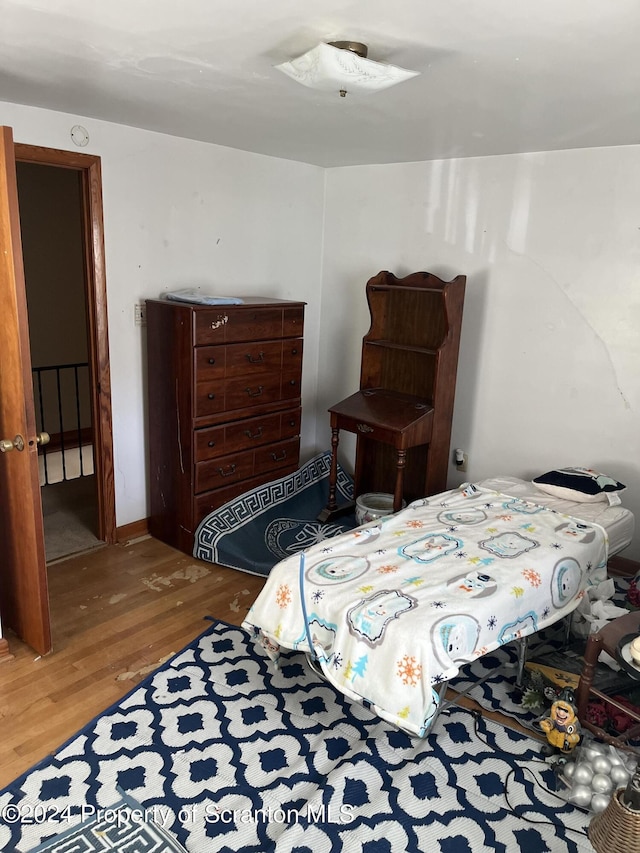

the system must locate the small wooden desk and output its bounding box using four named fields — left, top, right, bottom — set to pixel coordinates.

left=575, top=609, right=640, bottom=755
left=319, top=389, right=434, bottom=521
